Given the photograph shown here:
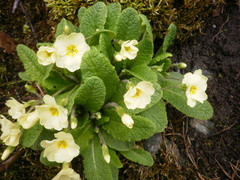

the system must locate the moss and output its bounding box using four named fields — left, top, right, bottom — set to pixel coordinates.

left=43, top=0, right=224, bottom=41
